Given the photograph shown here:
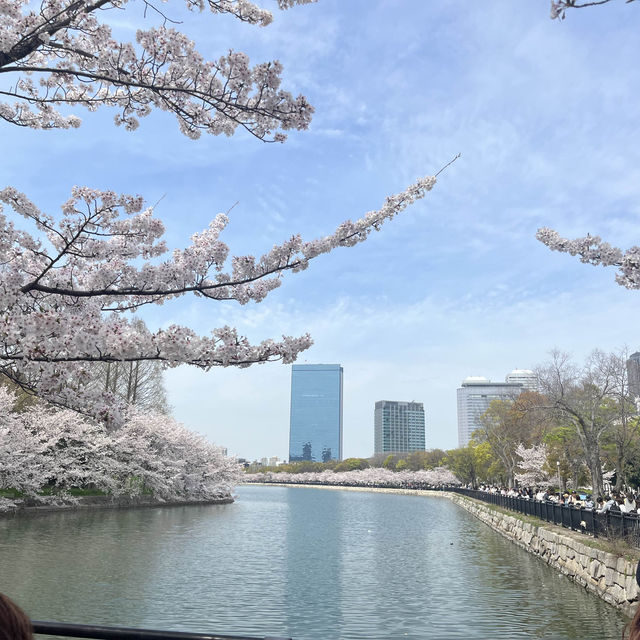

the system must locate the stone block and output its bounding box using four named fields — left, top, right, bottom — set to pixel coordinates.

left=605, top=567, right=617, bottom=586
left=604, top=552, right=618, bottom=569
left=617, top=557, right=628, bottom=574
left=589, top=560, right=601, bottom=579
left=565, top=559, right=579, bottom=576
left=626, top=575, right=640, bottom=602
left=609, top=583, right=626, bottom=605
